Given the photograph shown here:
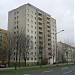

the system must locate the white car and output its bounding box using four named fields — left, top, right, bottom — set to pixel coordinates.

left=0, top=64, right=6, bottom=68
